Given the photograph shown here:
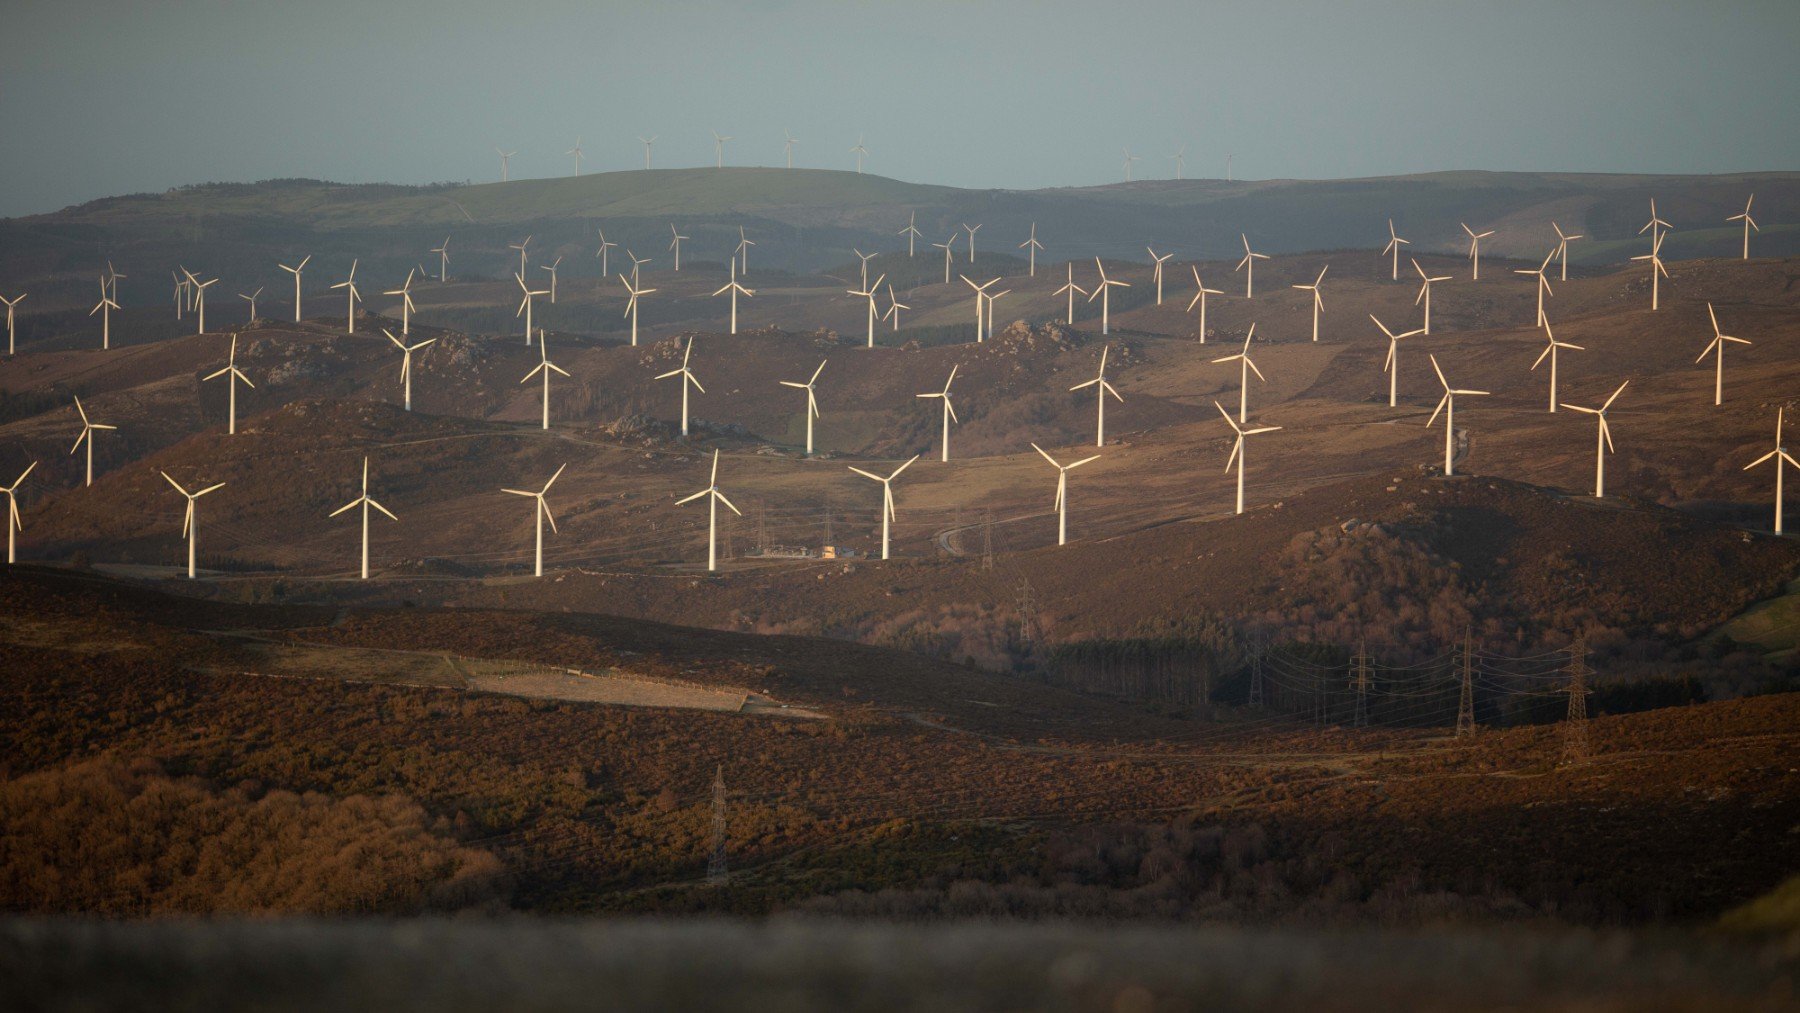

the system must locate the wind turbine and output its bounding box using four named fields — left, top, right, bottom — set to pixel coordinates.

left=1427, top=354, right=1490, bottom=477
left=1551, top=223, right=1582, bottom=282
left=1147, top=247, right=1174, bottom=304
left=431, top=237, right=450, bottom=282
left=712, top=262, right=755, bottom=334
left=515, top=273, right=549, bottom=345
left=2, top=293, right=25, bottom=355
left=1530, top=319, right=1584, bottom=413
left=182, top=269, right=218, bottom=334
left=847, top=456, right=918, bottom=560
left=504, top=460, right=565, bottom=575
left=734, top=227, right=754, bottom=274
left=1215, top=401, right=1279, bottom=516
left=383, top=268, right=418, bottom=334
left=917, top=365, right=960, bottom=462
left=854, top=249, right=877, bottom=290
left=1639, top=198, right=1672, bottom=244
left=849, top=273, right=886, bottom=348
left=784, top=130, right=798, bottom=168
left=639, top=136, right=657, bottom=169
left=1088, top=258, right=1130, bottom=335
left=849, top=135, right=869, bottom=173
left=984, top=288, right=1010, bottom=340
left=1631, top=229, right=1670, bottom=311
left=1461, top=223, right=1496, bottom=280
left=104, top=262, right=126, bottom=303
left=1171, top=145, right=1186, bottom=179
left=669, top=224, right=687, bottom=271
left=510, top=236, right=532, bottom=277
left=279, top=255, right=310, bottom=321
left=1122, top=148, right=1141, bottom=182
left=1054, top=263, right=1089, bottom=325
left=1291, top=265, right=1328, bottom=342
left=780, top=359, right=827, bottom=455
left=495, top=147, right=516, bottom=182
left=2, top=462, right=34, bottom=564
left=960, top=275, right=998, bottom=342
left=962, top=223, right=982, bottom=262
left=1070, top=345, right=1123, bottom=447
left=1211, top=324, right=1266, bottom=423
left=620, top=274, right=656, bottom=346
left=656, top=337, right=705, bottom=437
left=534, top=258, right=560, bottom=304
left=567, top=137, right=585, bottom=176
left=627, top=249, right=650, bottom=287
left=328, top=457, right=398, bottom=580
left=161, top=471, right=224, bottom=579
left=595, top=229, right=615, bottom=278
left=1412, top=258, right=1451, bottom=334
left=1728, top=195, right=1759, bottom=260
left=1743, top=408, right=1797, bottom=534
left=522, top=331, right=570, bottom=430
left=1370, top=314, right=1425, bottom=409
left=1186, top=267, right=1223, bottom=343
left=238, top=287, right=262, bottom=324
left=899, top=212, right=922, bottom=257
left=330, top=260, right=361, bottom=334
left=384, top=328, right=436, bottom=411
left=883, top=284, right=909, bottom=331
left=90, top=277, right=120, bottom=349
left=713, top=130, right=733, bottom=168
left=676, top=449, right=741, bottom=572
left=1696, top=302, right=1751, bottom=406
left=502, top=463, right=566, bottom=577
left=932, top=236, right=956, bottom=284
left=171, top=272, right=187, bottom=320
left=1020, top=224, right=1045, bottom=277
left=1561, top=380, right=1628, bottom=499
left=1514, top=250, right=1554, bottom=327
left=1235, top=234, right=1269, bottom=298
left=1382, top=219, right=1410, bottom=281
left=1032, top=443, right=1101, bottom=545
left=203, top=334, right=254, bottom=435
left=69, top=396, right=116, bottom=487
